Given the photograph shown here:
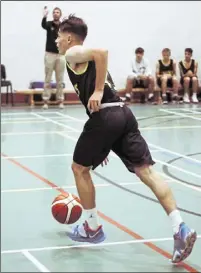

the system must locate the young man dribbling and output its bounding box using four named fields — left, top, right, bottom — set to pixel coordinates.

left=56, top=14, right=197, bottom=263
